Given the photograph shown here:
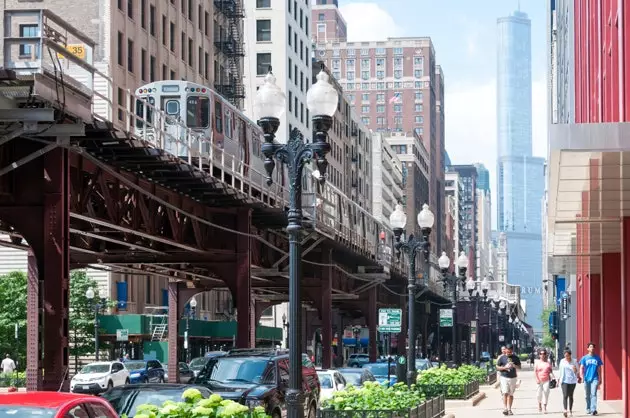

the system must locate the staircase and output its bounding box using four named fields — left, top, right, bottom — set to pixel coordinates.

left=151, top=318, right=168, bottom=342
